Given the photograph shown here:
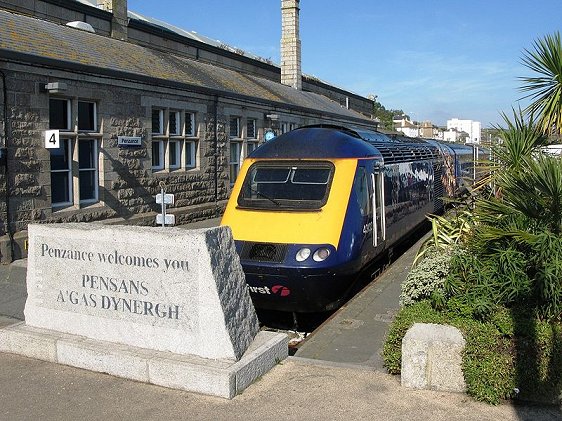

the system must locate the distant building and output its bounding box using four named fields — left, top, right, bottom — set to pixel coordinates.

left=393, top=117, right=443, bottom=140
left=393, top=116, right=419, bottom=137
left=446, top=118, right=481, bottom=144
left=419, top=121, right=442, bottom=139
left=443, top=128, right=468, bottom=143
